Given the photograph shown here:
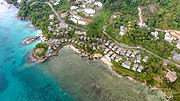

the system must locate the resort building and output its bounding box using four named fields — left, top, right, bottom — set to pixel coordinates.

left=132, top=64, right=138, bottom=71
left=164, top=32, right=174, bottom=42
left=84, top=8, right=96, bottom=16
left=130, top=50, right=138, bottom=58
left=172, top=54, right=180, bottom=62
left=121, top=49, right=126, bottom=55
left=166, top=71, right=177, bottom=82
left=94, top=2, right=102, bottom=7
left=126, top=50, right=132, bottom=57
left=151, top=31, right=159, bottom=39
left=104, top=48, right=110, bottom=54
left=137, top=65, right=144, bottom=73
left=142, top=56, right=149, bottom=62
left=115, top=56, right=122, bottom=63
left=109, top=43, right=115, bottom=49
left=115, top=48, right=121, bottom=54
left=70, top=6, right=78, bottom=11
left=105, top=40, right=111, bottom=46
left=110, top=53, right=117, bottom=60
left=122, top=60, right=131, bottom=69
left=136, top=55, right=141, bottom=63
left=49, top=14, right=54, bottom=20
left=107, top=51, right=113, bottom=57
left=61, top=12, right=67, bottom=18
left=112, top=45, right=118, bottom=51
